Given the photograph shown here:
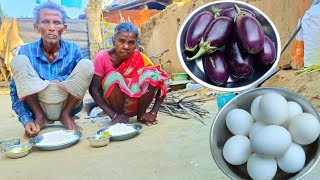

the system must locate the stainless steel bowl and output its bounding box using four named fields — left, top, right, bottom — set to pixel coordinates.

left=210, top=87, right=320, bottom=179
left=2, top=144, right=32, bottom=159
left=0, top=138, right=20, bottom=150
left=87, top=135, right=110, bottom=147
left=176, top=1, right=281, bottom=92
